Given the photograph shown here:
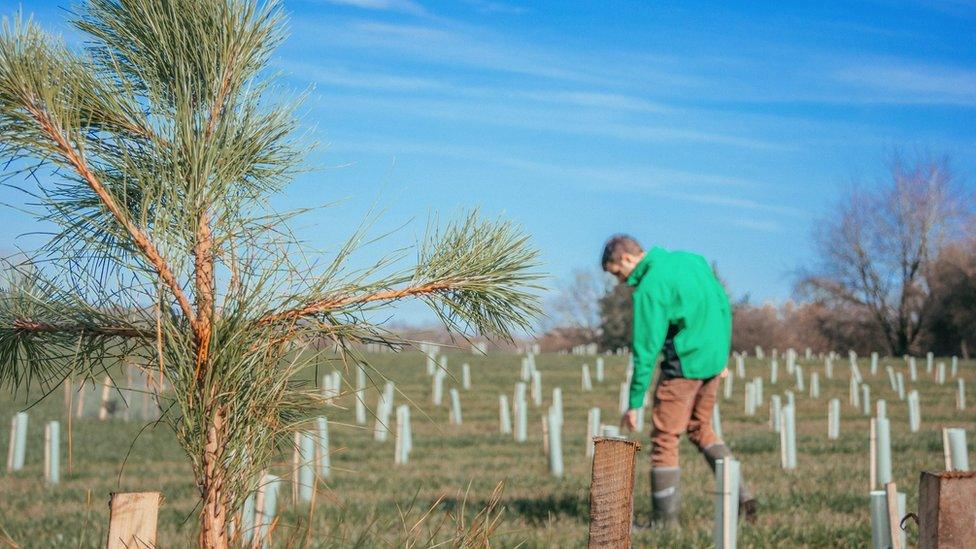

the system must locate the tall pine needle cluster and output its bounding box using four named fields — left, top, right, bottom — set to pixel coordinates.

left=0, top=1, right=543, bottom=546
